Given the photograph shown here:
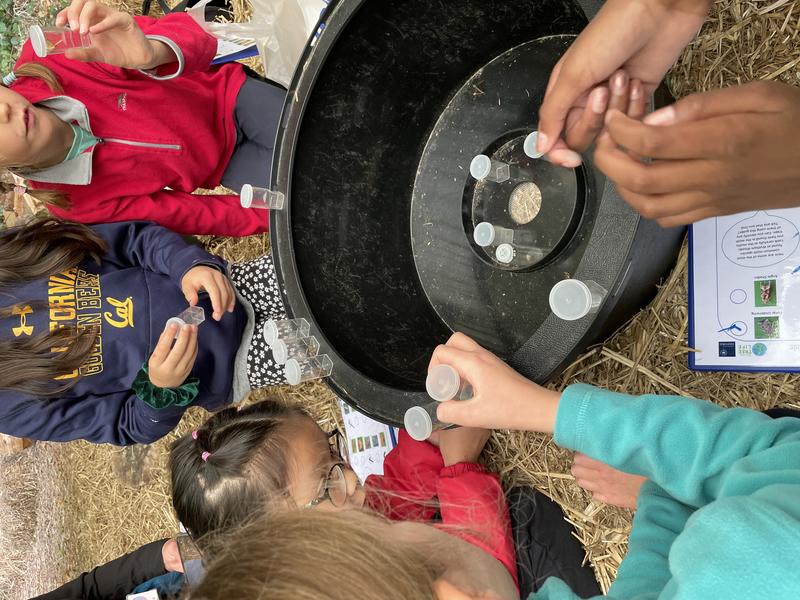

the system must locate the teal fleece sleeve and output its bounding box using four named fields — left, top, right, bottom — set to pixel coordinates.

left=527, top=384, right=800, bottom=599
